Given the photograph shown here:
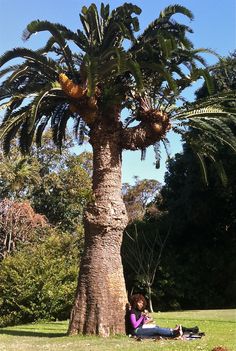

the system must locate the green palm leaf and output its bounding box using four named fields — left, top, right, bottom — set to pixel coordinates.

left=23, top=20, right=78, bottom=81
left=0, top=48, right=58, bottom=79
